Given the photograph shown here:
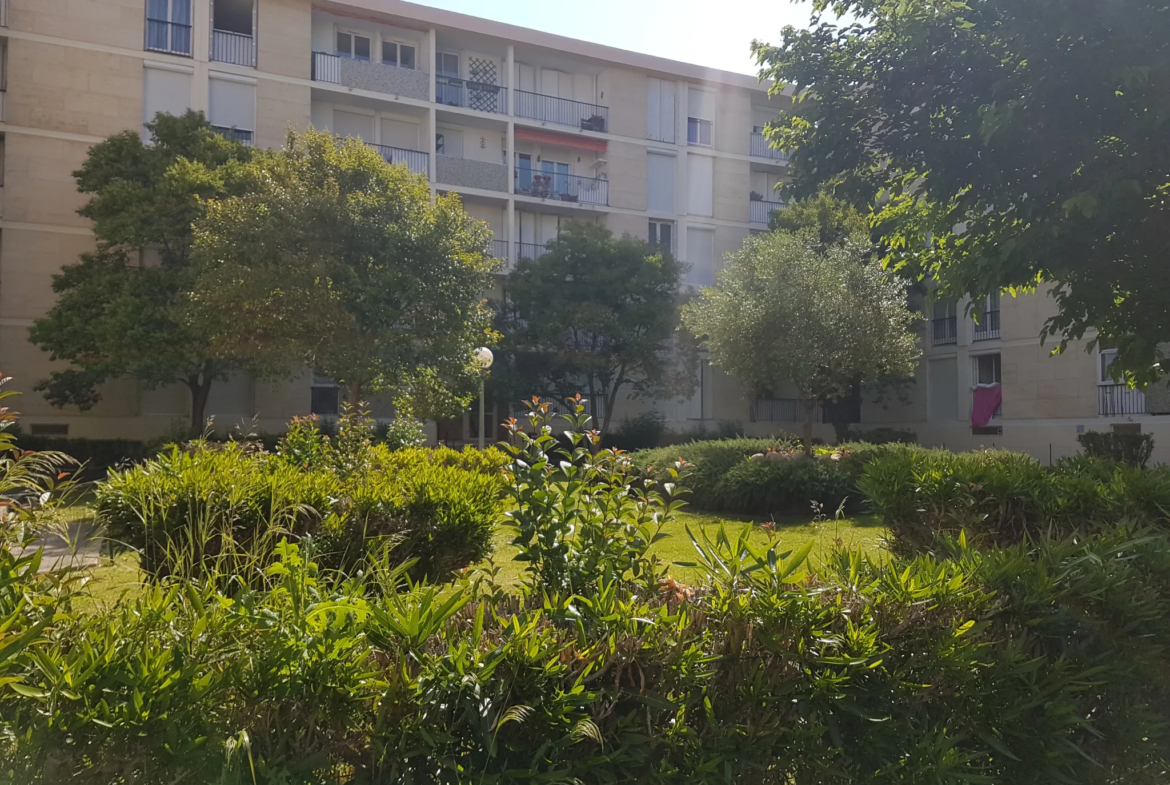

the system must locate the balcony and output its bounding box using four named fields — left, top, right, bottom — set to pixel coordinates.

left=211, top=126, right=253, bottom=146
left=311, top=52, right=429, bottom=101
left=436, top=76, right=507, bottom=114
left=750, top=398, right=823, bottom=423
left=972, top=309, right=1001, bottom=341
left=515, top=168, right=608, bottom=206
left=370, top=143, right=428, bottom=176
left=211, top=30, right=255, bottom=67
left=1099, top=384, right=1146, bottom=416
left=515, top=90, right=608, bottom=132
left=516, top=241, right=548, bottom=261
left=931, top=316, right=957, bottom=346
left=490, top=239, right=510, bottom=260
left=436, top=155, right=509, bottom=193
left=145, top=19, right=192, bottom=56
left=749, top=198, right=784, bottom=225
left=750, top=132, right=788, bottom=162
